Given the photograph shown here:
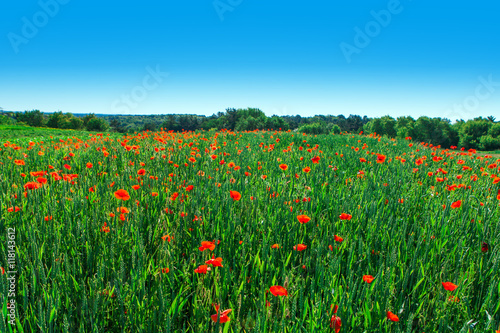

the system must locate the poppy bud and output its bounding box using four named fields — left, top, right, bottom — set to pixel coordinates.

left=481, top=242, right=488, bottom=253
